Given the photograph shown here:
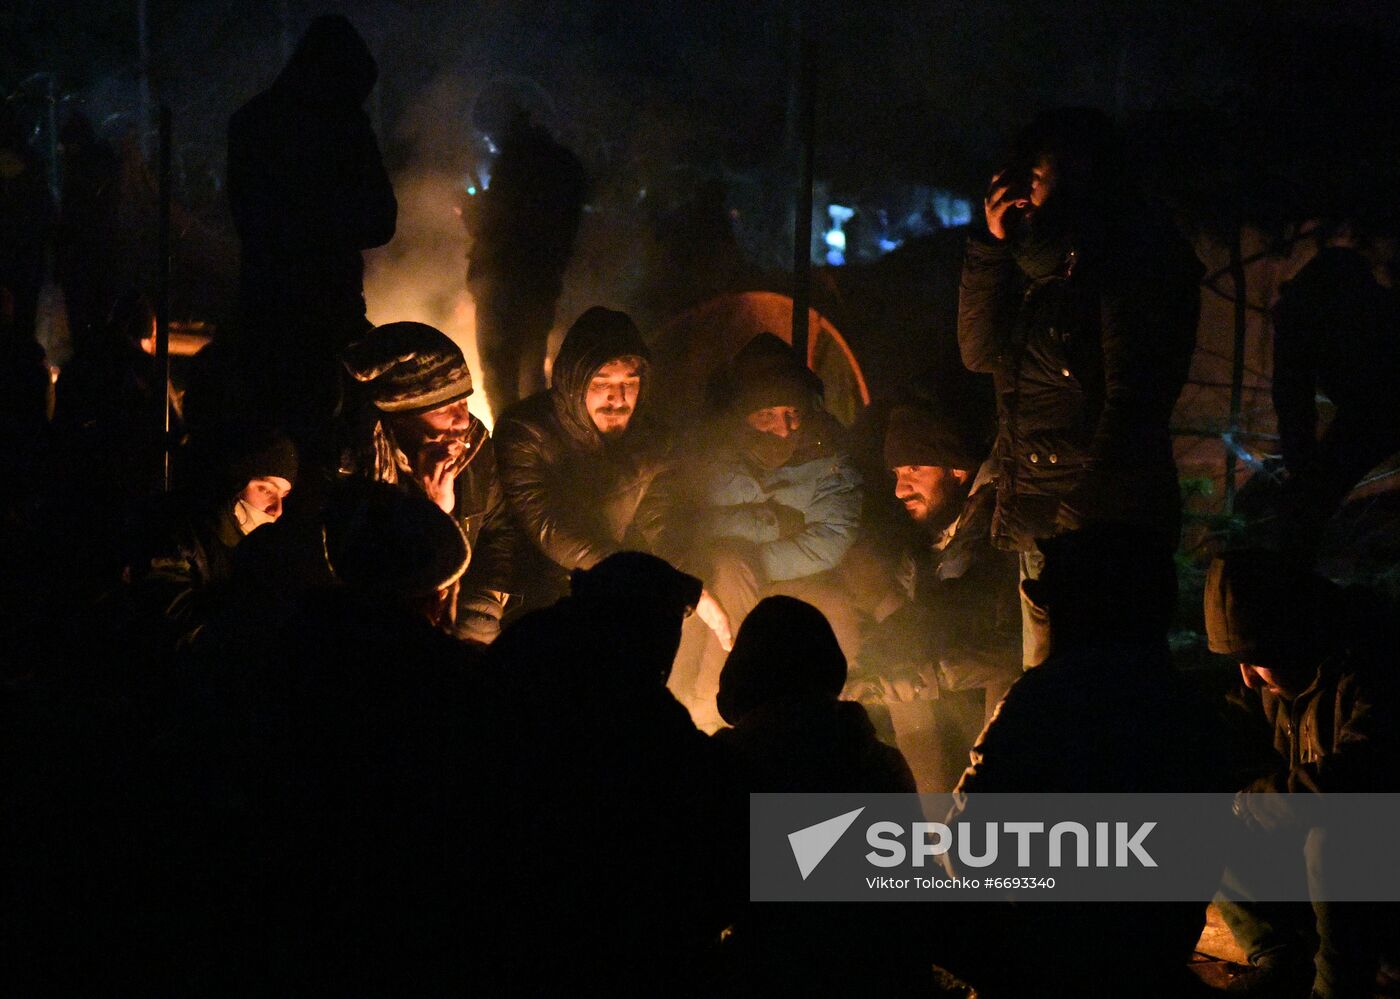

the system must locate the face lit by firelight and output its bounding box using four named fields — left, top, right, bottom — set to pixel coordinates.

left=893, top=465, right=970, bottom=525
left=236, top=476, right=293, bottom=522
left=586, top=357, right=643, bottom=436
left=745, top=406, right=803, bottom=438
